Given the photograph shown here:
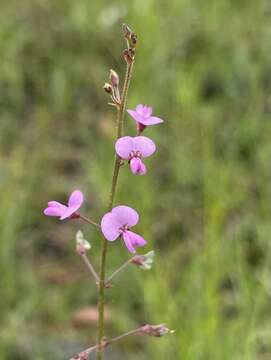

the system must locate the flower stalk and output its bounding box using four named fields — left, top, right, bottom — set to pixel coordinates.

left=96, top=25, right=136, bottom=360
left=105, top=257, right=134, bottom=285
left=71, top=324, right=172, bottom=359
left=79, top=214, right=101, bottom=228
left=81, top=254, right=100, bottom=284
